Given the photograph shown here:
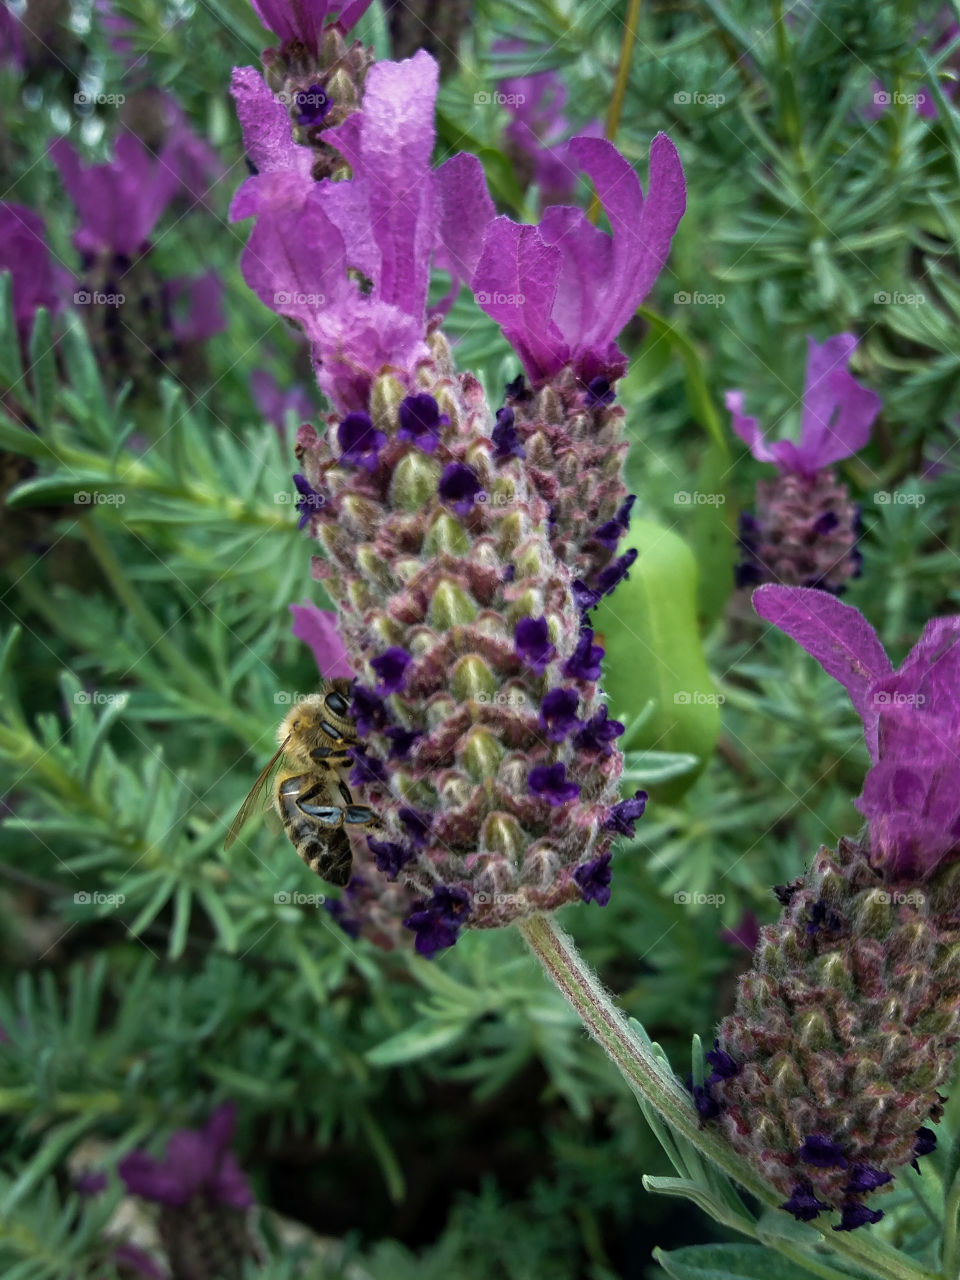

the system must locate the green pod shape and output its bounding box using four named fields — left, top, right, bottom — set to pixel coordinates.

left=593, top=517, right=720, bottom=802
